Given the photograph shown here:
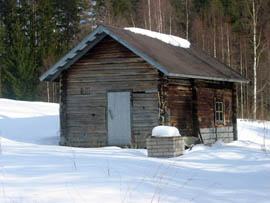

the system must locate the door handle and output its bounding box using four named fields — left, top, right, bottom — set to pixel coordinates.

left=109, top=109, right=113, bottom=120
